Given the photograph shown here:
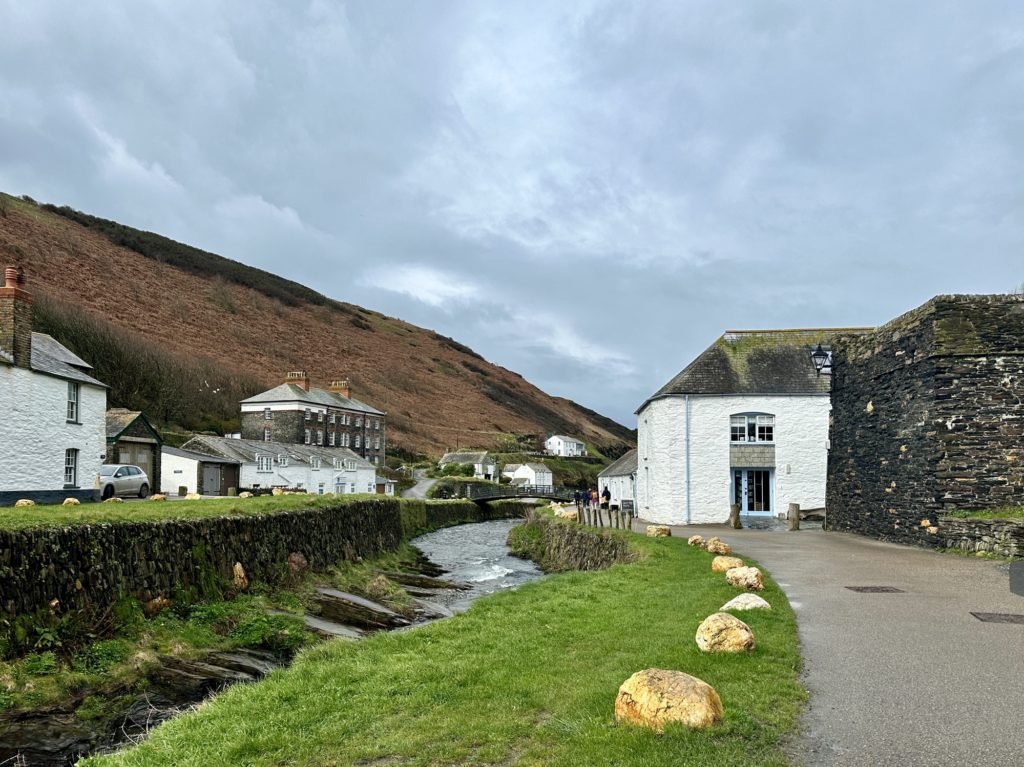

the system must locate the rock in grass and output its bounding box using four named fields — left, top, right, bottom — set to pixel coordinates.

left=695, top=612, right=756, bottom=653
left=185, top=492, right=202, bottom=500
left=725, top=566, right=764, bottom=591
left=14, top=499, right=35, bottom=507
left=721, top=593, right=771, bottom=611
left=233, top=562, right=249, bottom=591
left=615, top=668, right=723, bottom=731
left=705, top=537, right=732, bottom=555
left=63, top=497, right=81, bottom=506
left=711, top=555, right=744, bottom=573
left=150, top=494, right=167, bottom=501
left=271, top=487, right=285, bottom=496
left=687, top=535, right=705, bottom=547
left=103, top=497, right=124, bottom=504
left=238, top=491, right=254, bottom=498
left=646, top=525, right=671, bottom=538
